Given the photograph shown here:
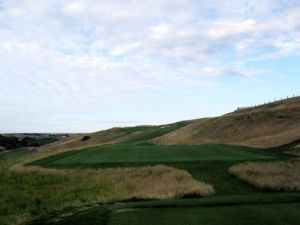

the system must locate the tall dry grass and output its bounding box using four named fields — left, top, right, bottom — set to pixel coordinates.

left=229, top=160, right=300, bottom=192
left=2, top=162, right=214, bottom=225
left=13, top=164, right=215, bottom=199
left=1, top=145, right=214, bottom=225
